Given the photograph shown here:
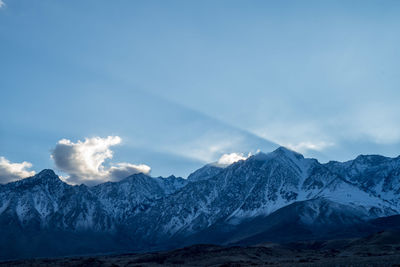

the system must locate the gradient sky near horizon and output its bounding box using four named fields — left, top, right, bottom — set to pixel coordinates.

left=1, top=0, right=400, bottom=182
